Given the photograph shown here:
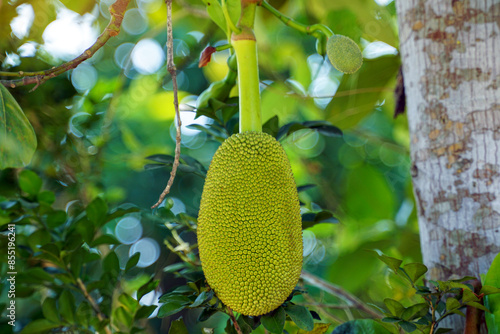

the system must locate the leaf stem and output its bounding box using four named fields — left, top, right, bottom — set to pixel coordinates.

left=222, top=0, right=241, bottom=34
left=260, top=1, right=332, bottom=38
